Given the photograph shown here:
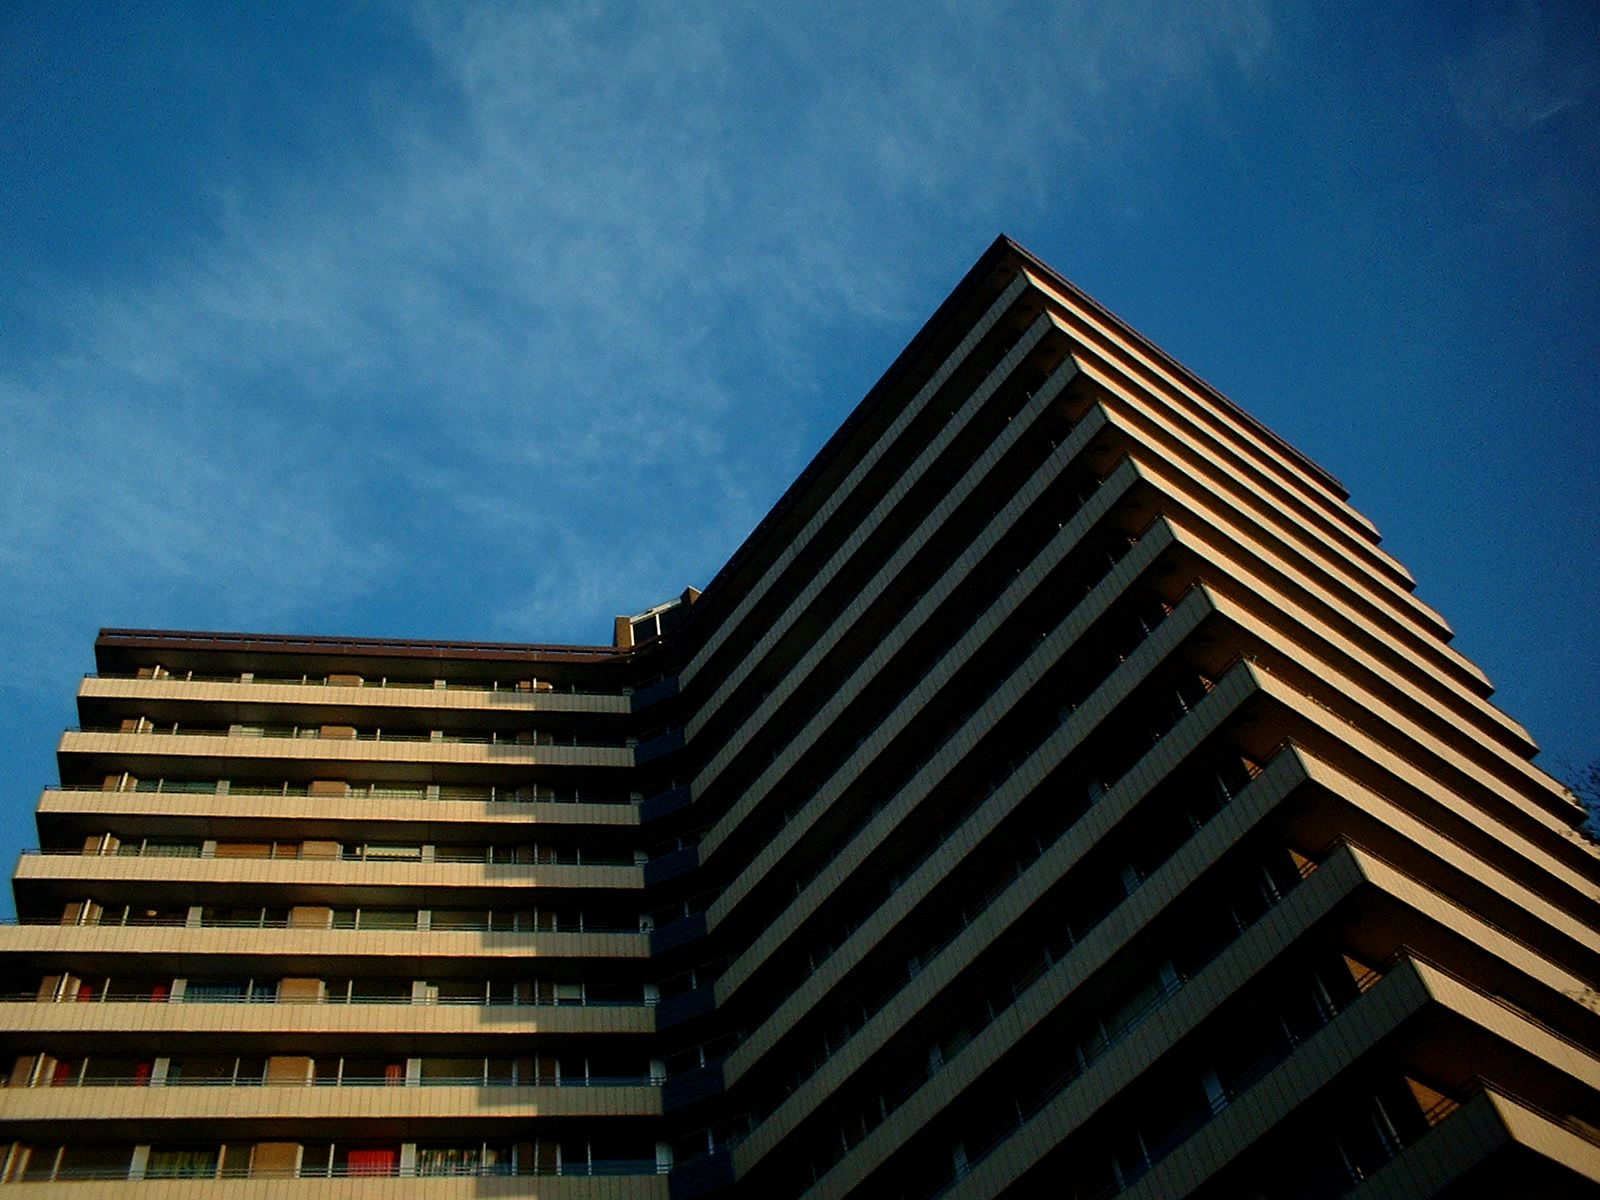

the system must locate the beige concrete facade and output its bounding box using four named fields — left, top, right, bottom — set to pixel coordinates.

left=3, top=236, right=1595, bottom=1195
